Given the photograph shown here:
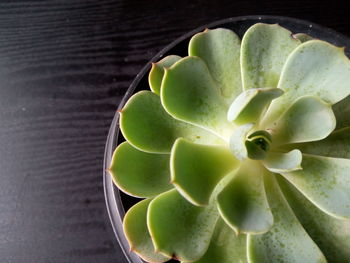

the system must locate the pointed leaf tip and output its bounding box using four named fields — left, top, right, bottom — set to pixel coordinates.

left=241, top=23, right=301, bottom=90
left=149, top=55, right=182, bottom=95
left=189, top=28, right=242, bottom=102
